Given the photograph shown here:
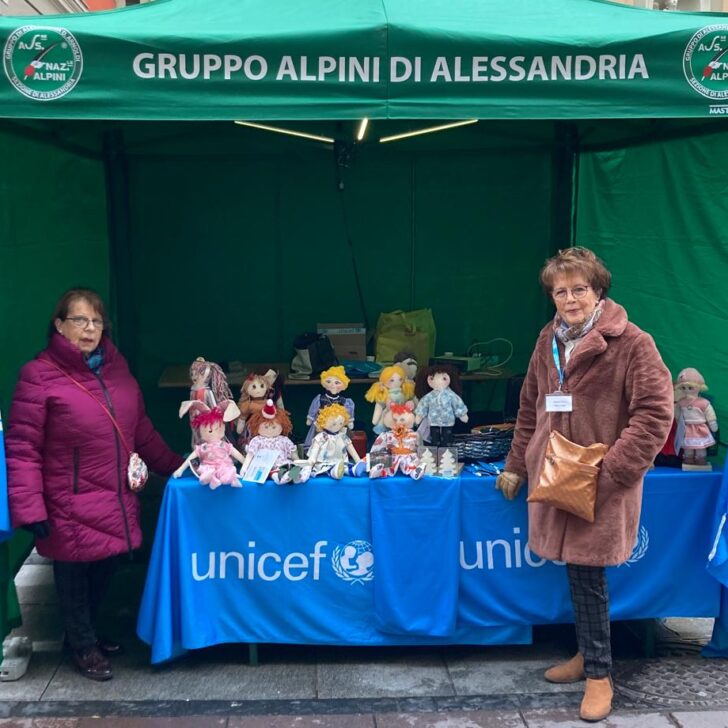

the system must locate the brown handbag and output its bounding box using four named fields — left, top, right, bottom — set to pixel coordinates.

left=527, top=430, right=608, bottom=523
